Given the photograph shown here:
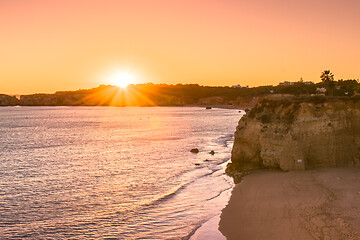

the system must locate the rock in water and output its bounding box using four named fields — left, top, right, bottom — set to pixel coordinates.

left=190, top=148, right=199, bottom=153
